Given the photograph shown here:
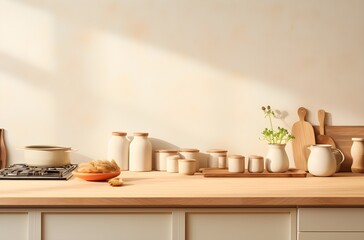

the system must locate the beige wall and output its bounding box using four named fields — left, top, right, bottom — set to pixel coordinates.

left=0, top=0, right=363, bottom=166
